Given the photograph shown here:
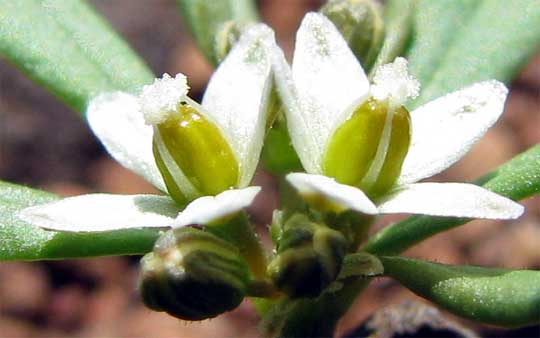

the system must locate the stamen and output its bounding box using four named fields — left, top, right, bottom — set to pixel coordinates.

left=370, top=57, right=419, bottom=108
left=139, top=73, right=190, bottom=125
